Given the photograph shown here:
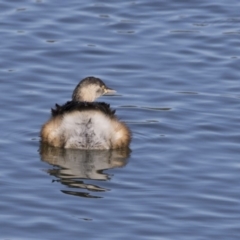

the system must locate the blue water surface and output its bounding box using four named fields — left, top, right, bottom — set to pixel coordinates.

left=0, top=0, right=240, bottom=239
